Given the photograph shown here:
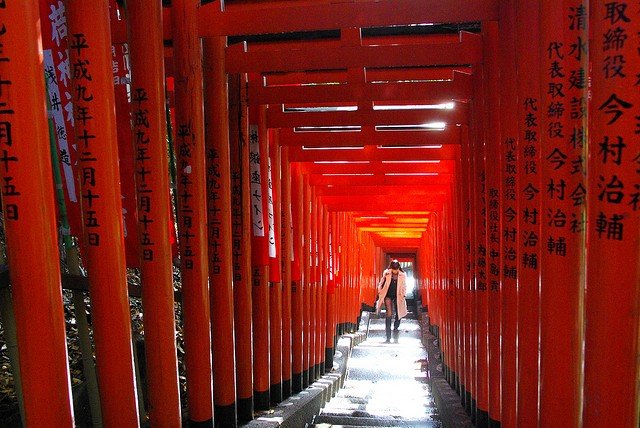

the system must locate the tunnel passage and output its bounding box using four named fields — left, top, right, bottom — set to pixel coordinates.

left=0, top=1, right=639, bottom=427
